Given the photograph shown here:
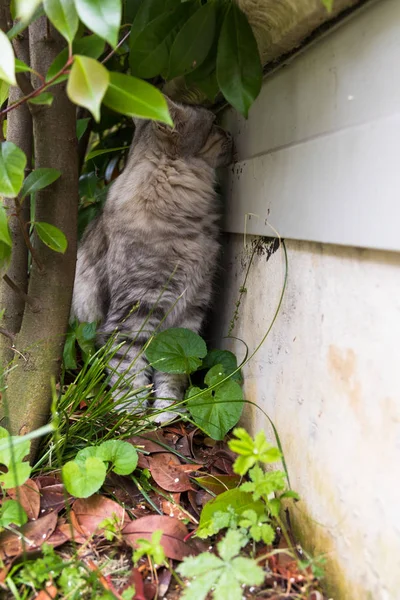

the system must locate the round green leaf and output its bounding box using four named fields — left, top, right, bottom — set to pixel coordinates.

left=43, top=0, right=79, bottom=43
left=67, top=55, right=109, bottom=122
left=0, top=30, right=16, bottom=85
left=74, top=0, right=122, bottom=48
left=35, top=222, right=68, bottom=253
left=62, top=457, right=107, bottom=498
left=0, top=204, right=12, bottom=247
left=0, top=462, right=31, bottom=489
left=0, top=141, right=27, bottom=198
left=168, top=2, right=216, bottom=79
left=20, top=168, right=61, bottom=199
left=146, top=328, right=207, bottom=374
left=187, top=379, right=243, bottom=441
left=202, top=349, right=242, bottom=383
left=103, top=72, right=172, bottom=125
left=216, top=3, right=262, bottom=118
left=97, top=440, right=138, bottom=475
